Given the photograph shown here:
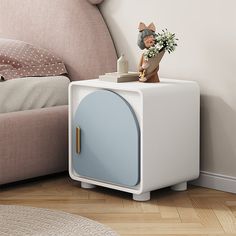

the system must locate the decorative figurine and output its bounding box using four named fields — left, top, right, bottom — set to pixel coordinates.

left=137, top=22, right=178, bottom=83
